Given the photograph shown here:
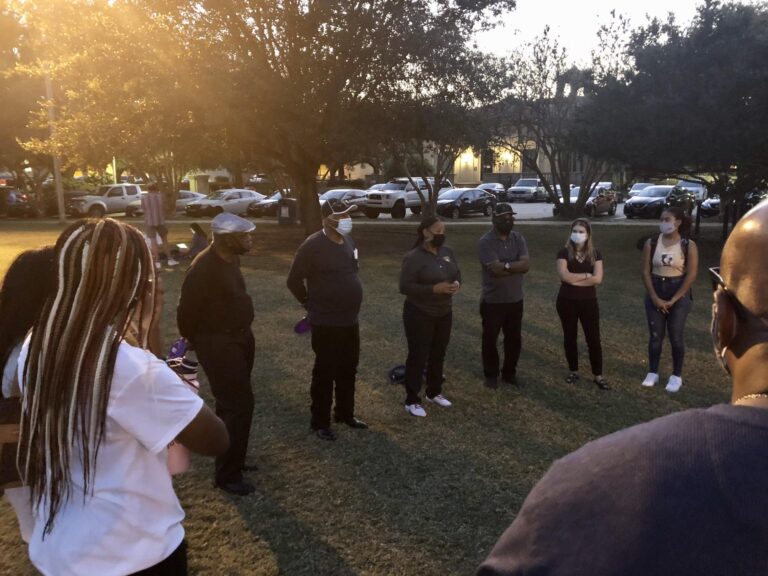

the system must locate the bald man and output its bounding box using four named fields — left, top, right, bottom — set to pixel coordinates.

left=478, top=201, right=768, bottom=576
